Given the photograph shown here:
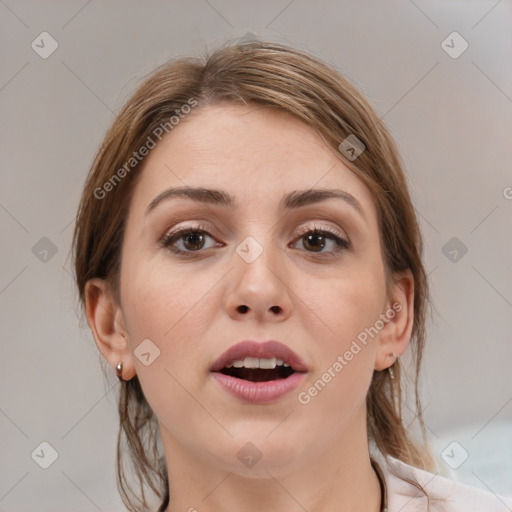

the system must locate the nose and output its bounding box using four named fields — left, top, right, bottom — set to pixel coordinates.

left=223, top=238, right=293, bottom=323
